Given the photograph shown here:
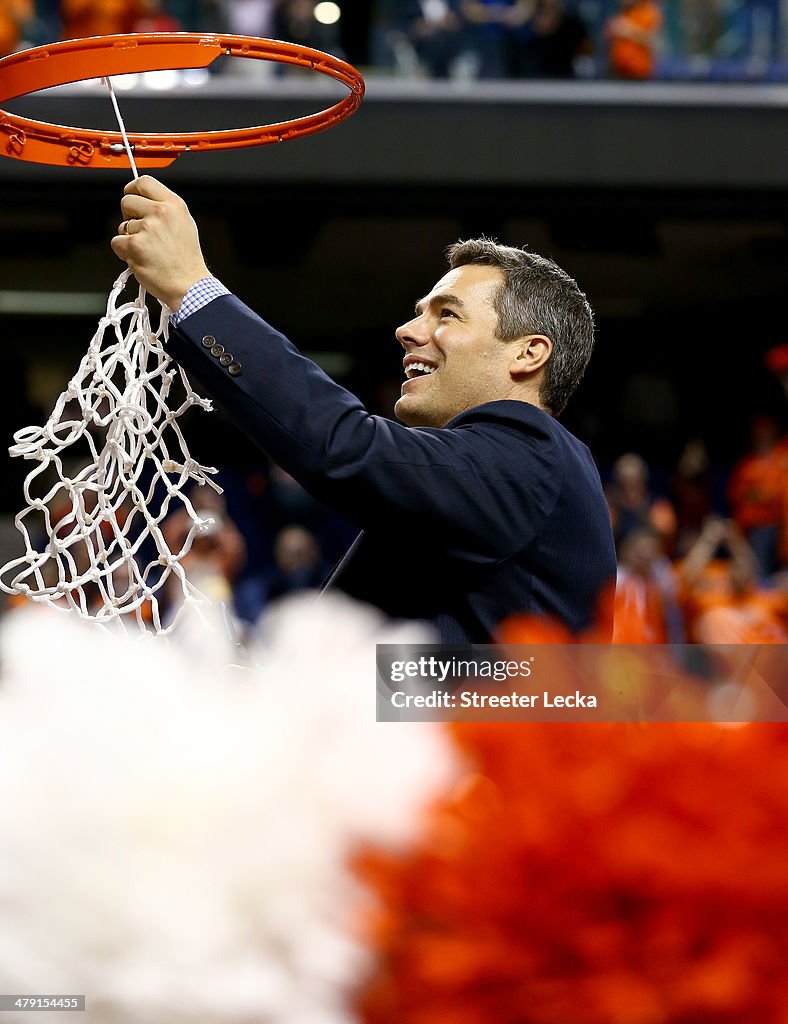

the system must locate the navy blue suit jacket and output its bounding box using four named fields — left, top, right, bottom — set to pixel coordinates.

left=169, top=295, right=616, bottom=642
